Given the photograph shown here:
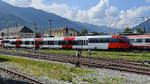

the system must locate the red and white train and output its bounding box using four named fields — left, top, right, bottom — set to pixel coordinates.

left=0, top=35, right=131, bottom=50
left=127, top=35, right=150, bottom=49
